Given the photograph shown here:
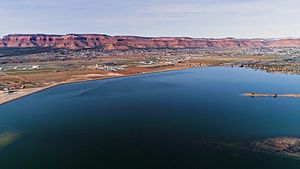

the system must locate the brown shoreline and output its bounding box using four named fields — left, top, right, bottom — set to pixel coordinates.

left=0, top=84, right=57, bottom=105
left=0, top=67, right=192, bottom=105
left=2, top=66, right=299, bottom=105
